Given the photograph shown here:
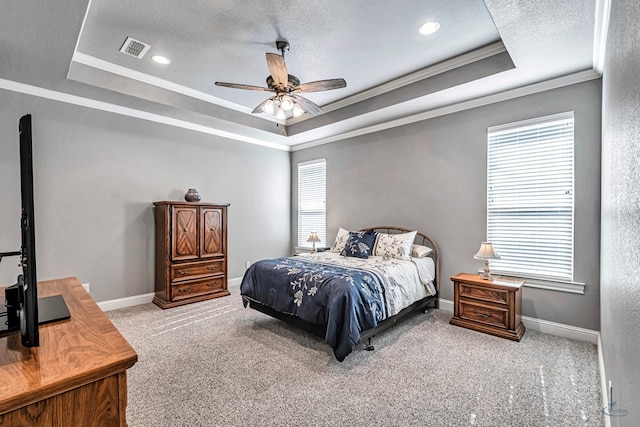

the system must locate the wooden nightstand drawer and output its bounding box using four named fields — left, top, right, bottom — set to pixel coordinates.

left=459, top=283, right=508, bottom=305
left=459, top=301, right=508, bottom=329
left=171, top=276, right=225, bottom=301
left=171, top=260, right=225, bottom=282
